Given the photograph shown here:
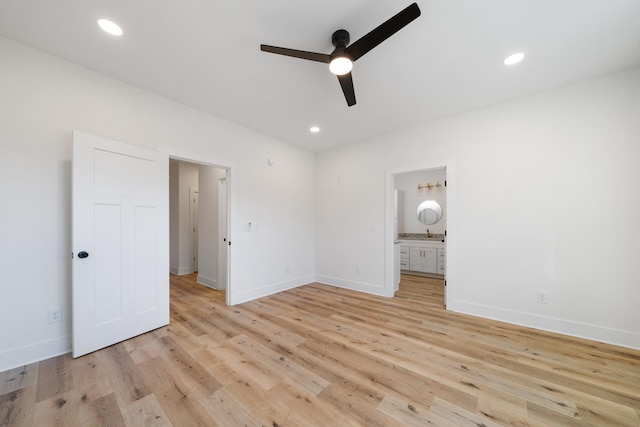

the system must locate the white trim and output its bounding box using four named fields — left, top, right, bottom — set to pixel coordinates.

left=452, top=300, right=640, bottom=351
left=315, top=275, right=387, bottom=297
left=232, top=275, right=315, bottom=305
left=170, top=266, right=193, bottom=275
left=197, top=274, right=218, bottom=289
left=0, top=336, right=71, bottom=373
